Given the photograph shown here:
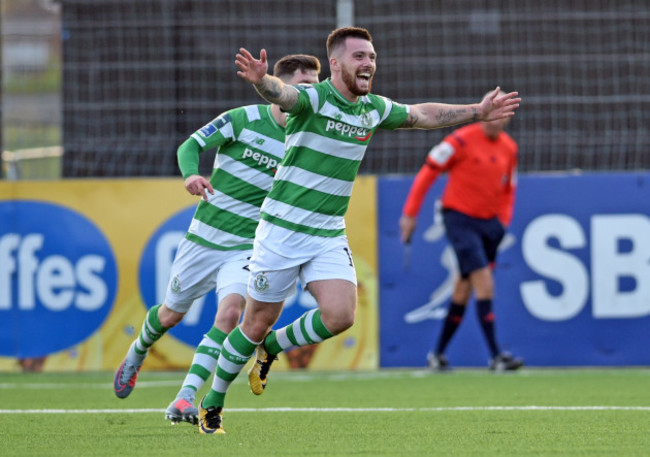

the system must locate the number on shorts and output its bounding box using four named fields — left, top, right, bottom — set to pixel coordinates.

left=343, top=247, right=354, bottom=267
left=243, top=256, right=251, bottom=271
